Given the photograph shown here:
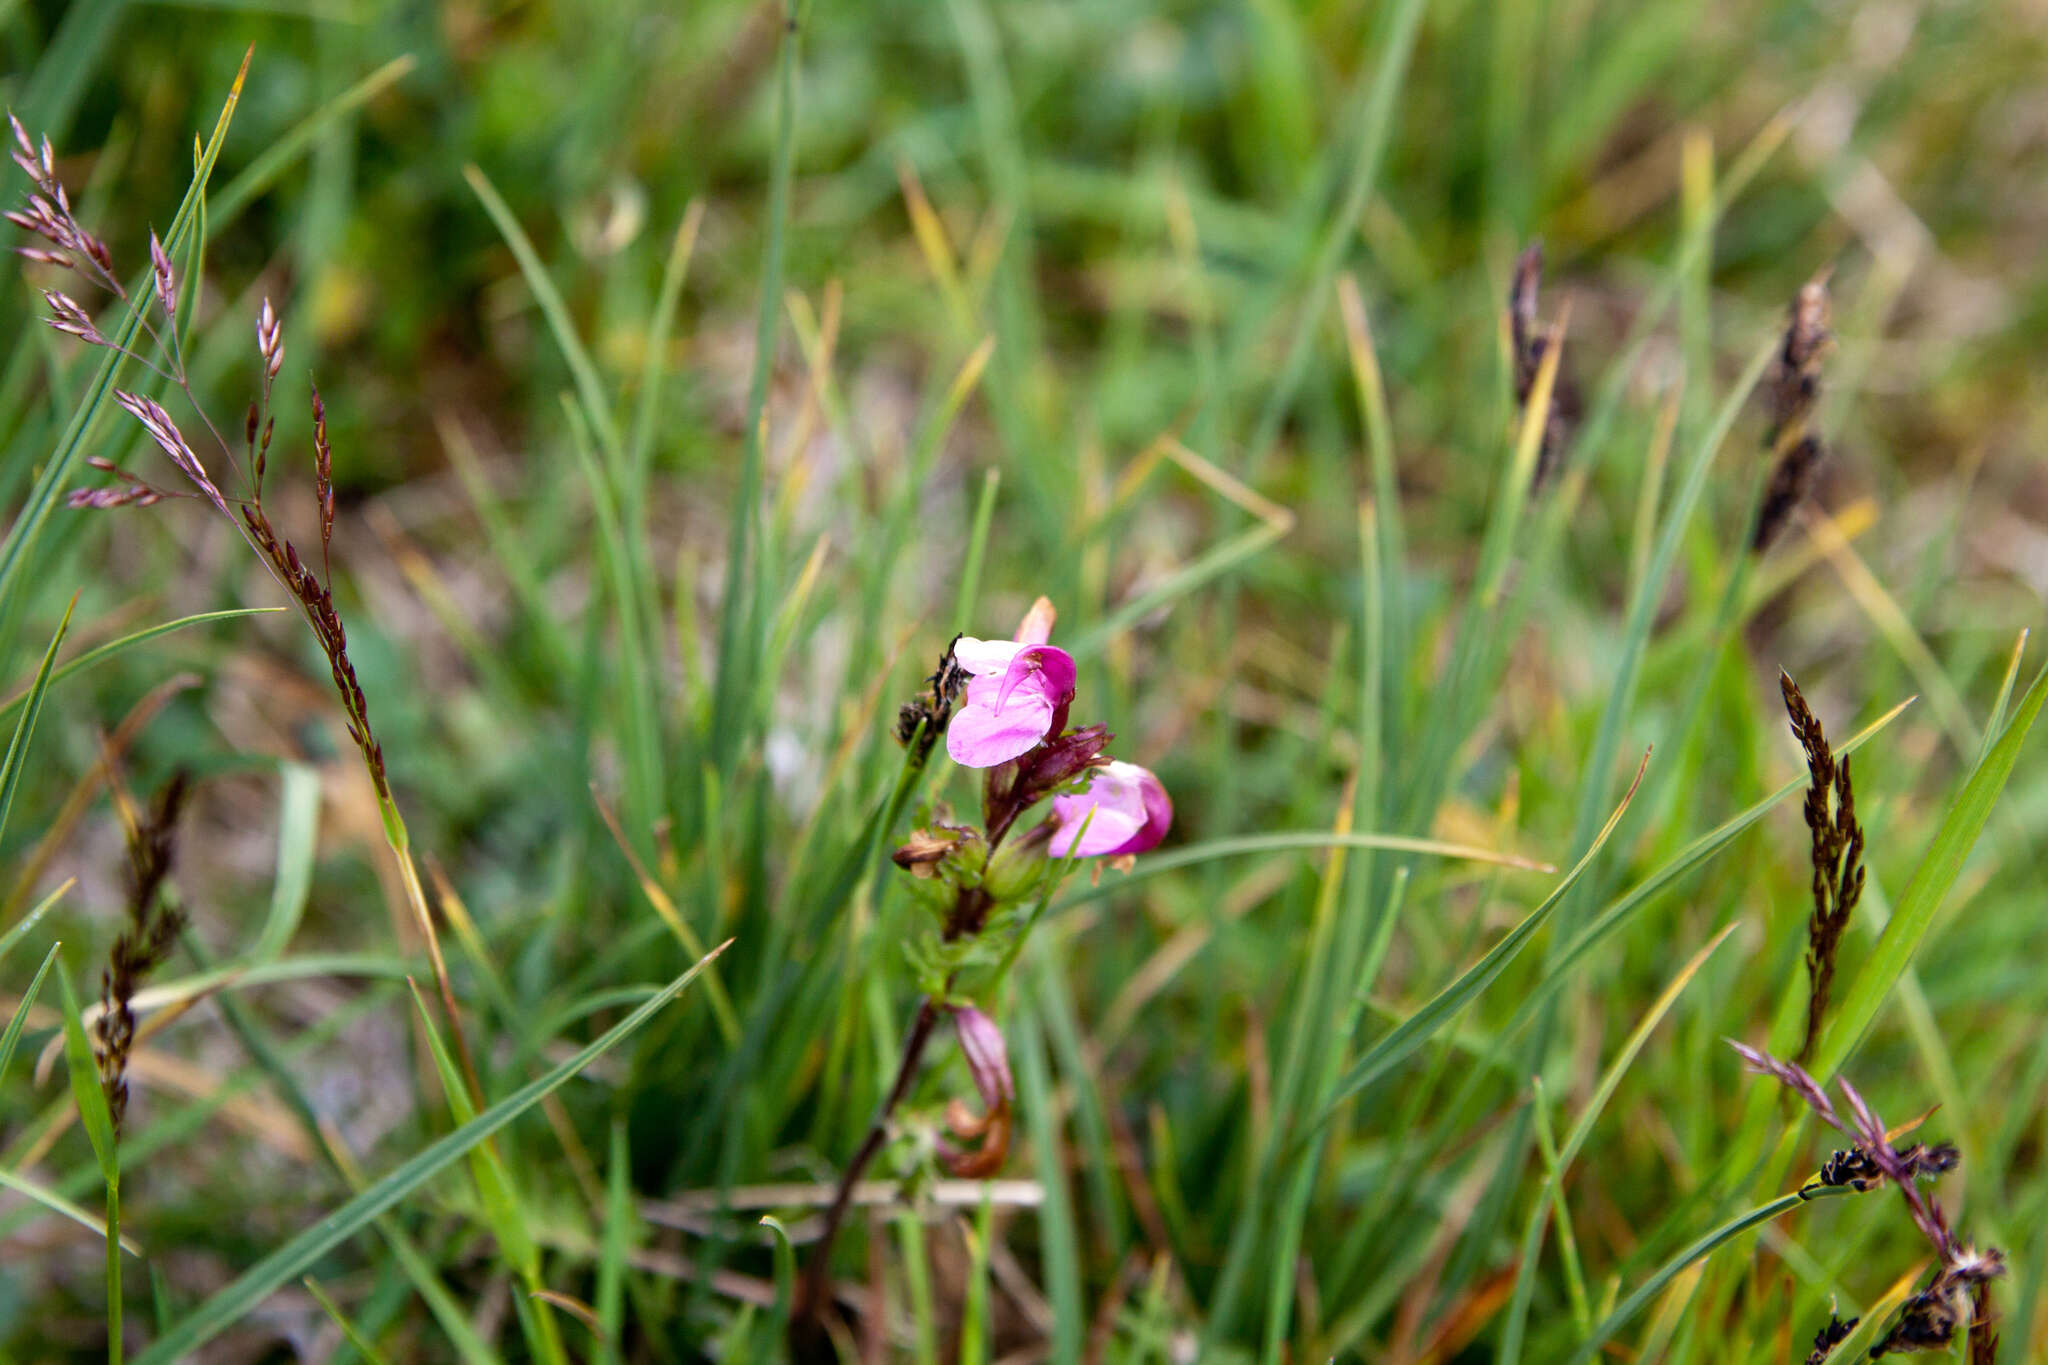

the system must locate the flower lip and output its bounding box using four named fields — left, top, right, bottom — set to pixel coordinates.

left=1050, top=759, right=1172, bottom=858
left=944, top=635, right=1078, bottom=769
